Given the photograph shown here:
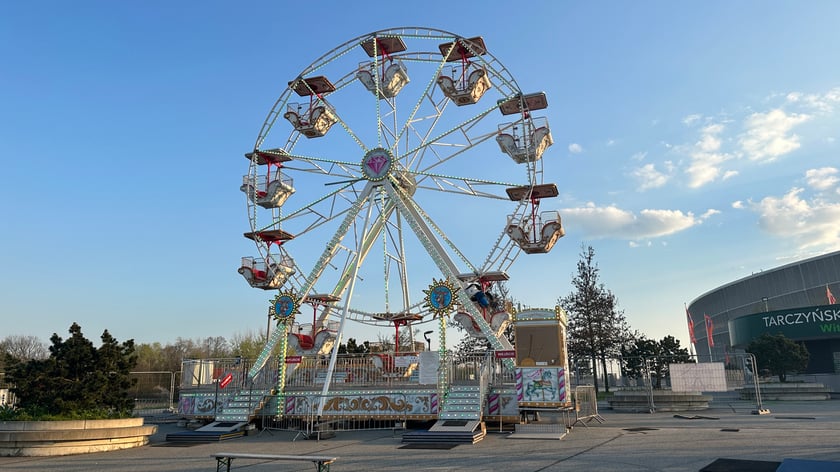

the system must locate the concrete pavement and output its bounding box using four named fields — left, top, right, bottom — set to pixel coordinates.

left=3, top=399, right=840, bottom=471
